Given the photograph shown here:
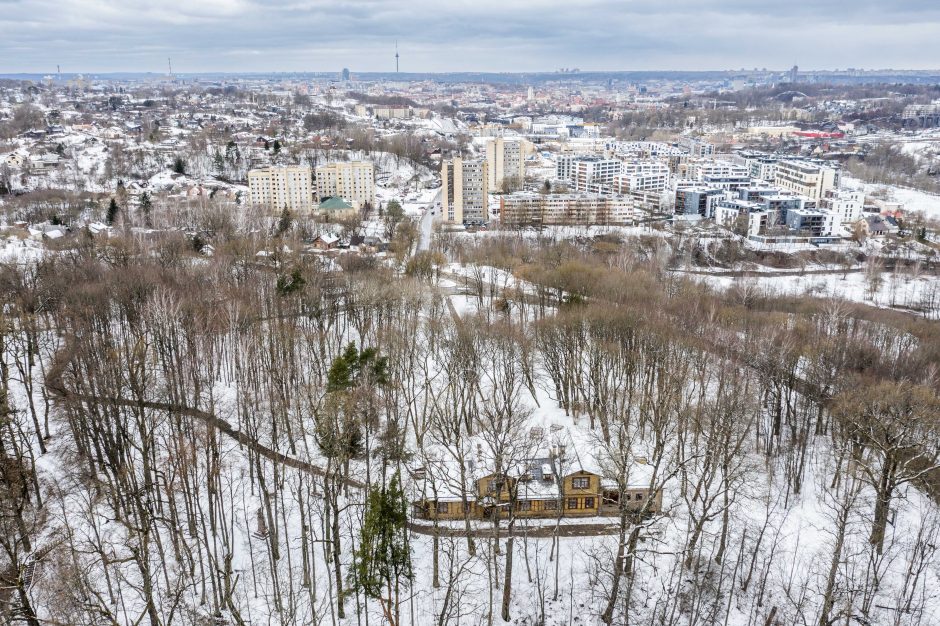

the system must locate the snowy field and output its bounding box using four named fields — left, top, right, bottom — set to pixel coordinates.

left=691, top=267, right=940, bottom=318
left=843, top=176, right=940, bottom=221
